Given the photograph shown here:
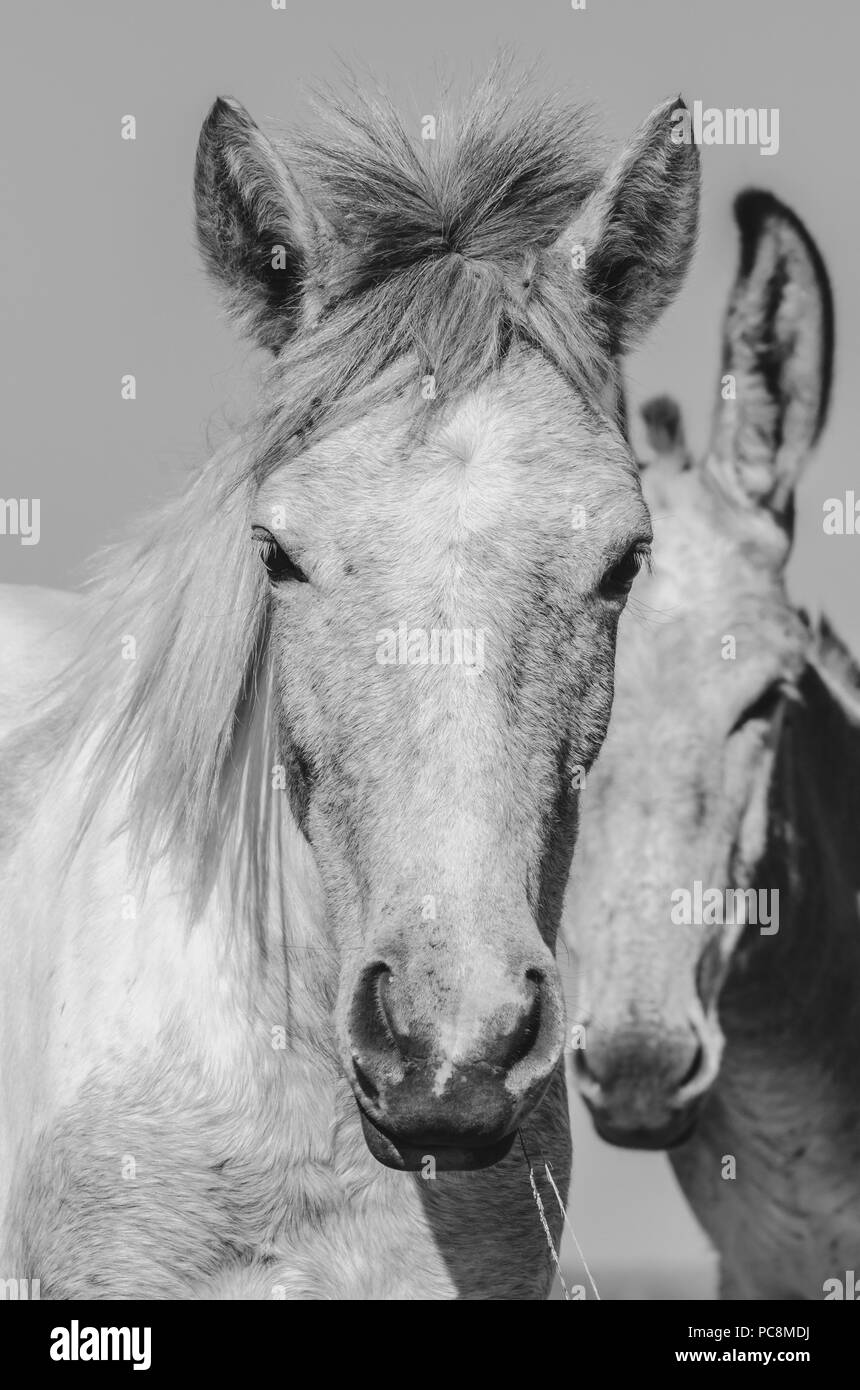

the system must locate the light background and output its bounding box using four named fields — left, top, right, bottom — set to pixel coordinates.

left=2, top=0, right=855, bottom=1297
